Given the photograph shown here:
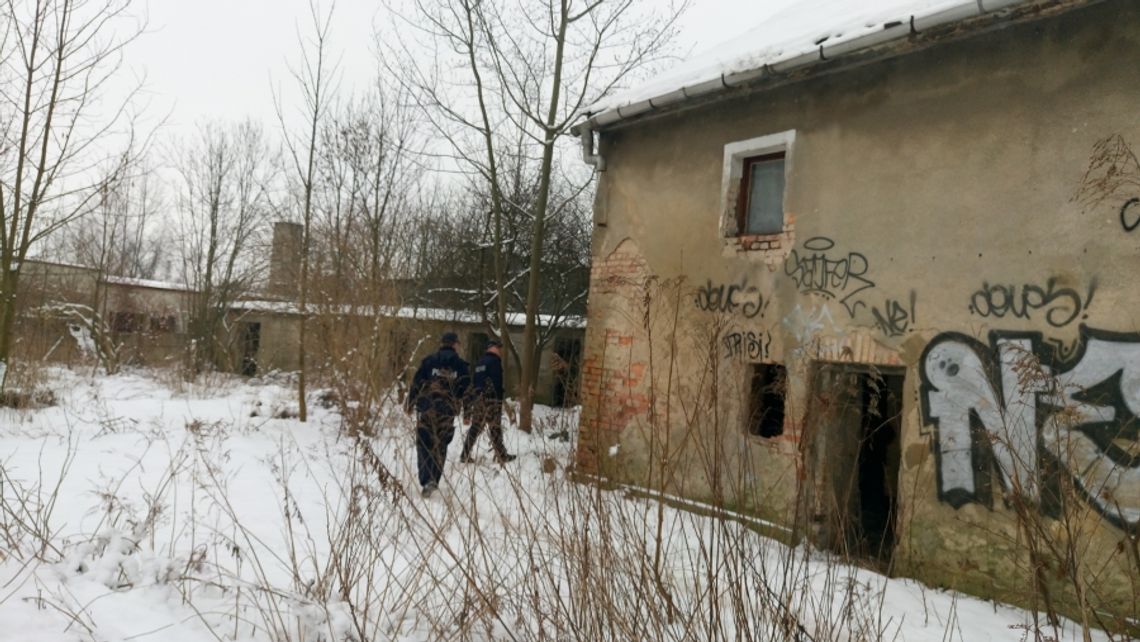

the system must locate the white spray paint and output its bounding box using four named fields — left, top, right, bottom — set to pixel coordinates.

left=922, top=331, right=1140, bottom=529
